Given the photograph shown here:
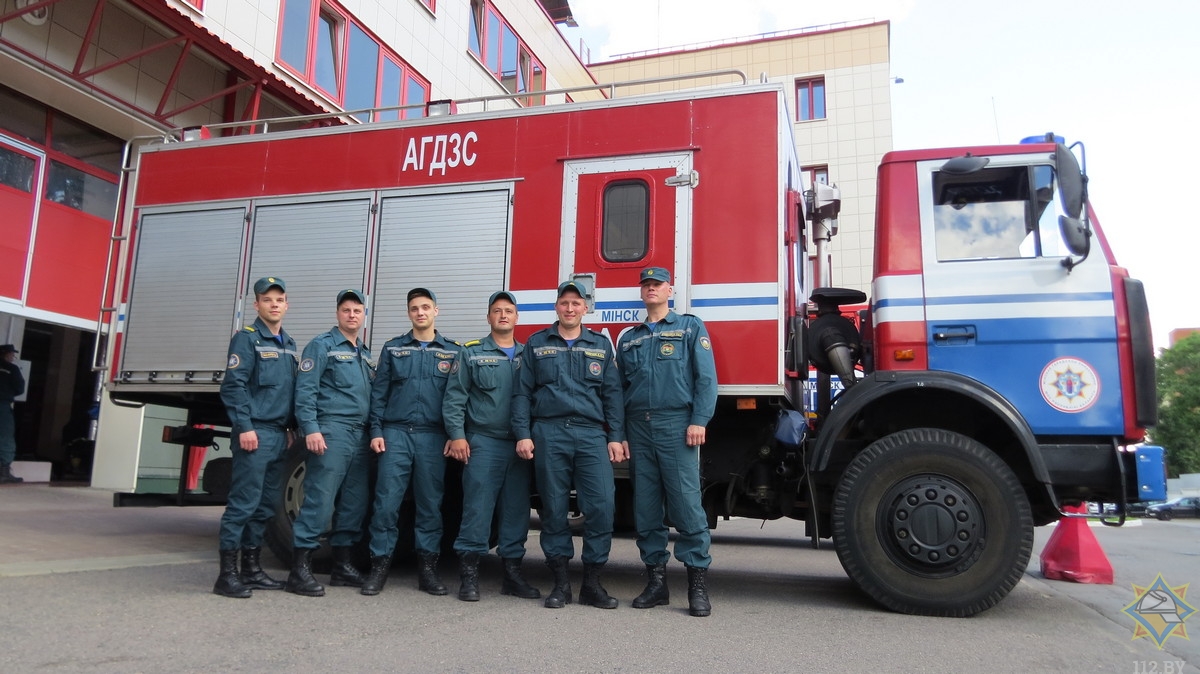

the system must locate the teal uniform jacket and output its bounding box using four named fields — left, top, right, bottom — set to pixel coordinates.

left=443, top=335, right=522, bottom=441
left=295, top=327, right=374, bottom=436
left=219, top=317, right=298, bottom=434
left=511, top=323, right=625, bottom=443
left=369, top=330, right=460, bottom=436
left=617, top=311, right=717, bottom=424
